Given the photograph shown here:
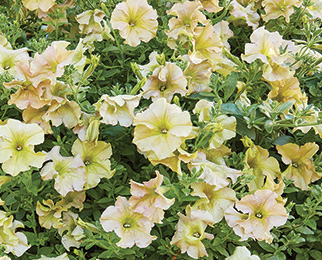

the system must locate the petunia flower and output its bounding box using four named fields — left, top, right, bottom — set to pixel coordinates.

left=171, top=205, right=214, bottom=259
left=276, top=142, right=321, bottom=190
left=100, top=196, right=157, bottom=248
left=76, top=9, right=105, bottom=35
left=0, top=119, right=46, bottom=176
left=0, top=35, right=12, bottom=49
left=307, top=0, right=322, bottom=20
left=23, top=105, right=53, bottom=134
left=133, top=98, right=193, bottom=160
left=21, top=0, right=55, bottom=12
left=262, top=0, right=302, bottom=23
left=199, top=0, right=223, bottom=13
left=129, top=171, right=175, bottom=223
left=110, top=0, right=158, bottom=47
left=225, top=190, right=288, bottom=243
left=40, top=146, right=86, bottom=196
left=71, top=139, right=115, bottom=189
left=225, top=246, right=260, bottom=260
left=229, top=0, right=260, bottom=30
left=191, top=182, right=236, bottom=223
left=95, top=94, right=141, bottom=127
left=142, top=62, right=187, bottom=102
